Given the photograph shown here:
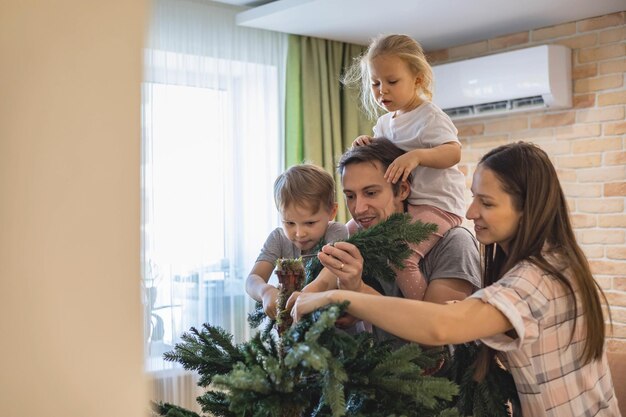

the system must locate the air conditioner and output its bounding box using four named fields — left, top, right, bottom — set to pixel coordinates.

left=432, top=45, right=572, bottom=120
